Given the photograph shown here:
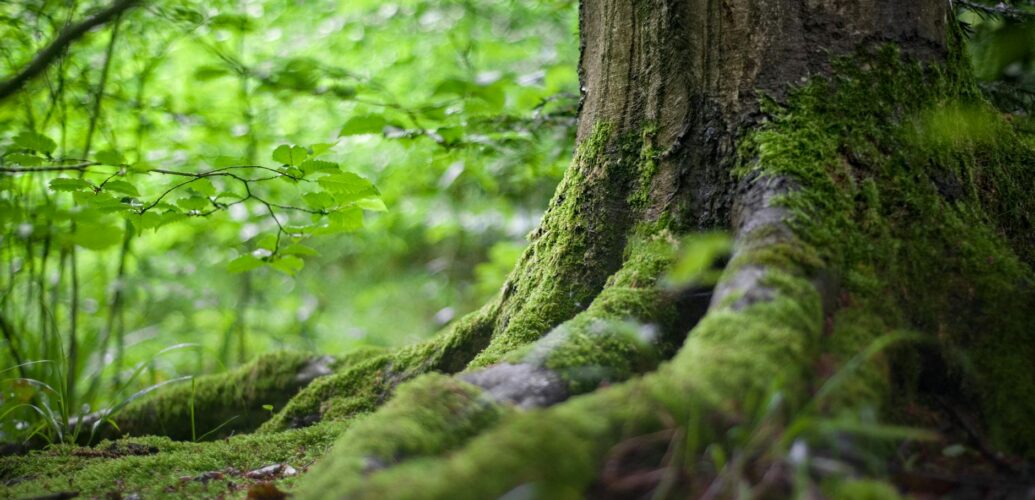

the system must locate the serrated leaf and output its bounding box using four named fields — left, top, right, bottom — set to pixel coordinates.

left=318, top=172, right=377, bottom=202
left=95, top=150, right=125, bottom=166
left=329, top=206, right=363, bottom=232
left=279, top=166, right=303, bottom=179
left=269, top=255, right=304, bottom=275
left=300, top=159, right=338, bottom=175
left=177, top=196, right=209, bottom=211
left=339, top=115, right=386, bottom=136
left=14, top=131, right=56, bottom=154
left=355, top=197, right=387, bottom=212
left=7, top=152, right=43, bottom=166
left=227, top=255, right=264, bottom=273
left=281, top=244, right=318, bottom=256
left=189, top=178, right=216, bottom=197
left=302, top=192, right=334, bottom=210
left=272, top=145, right=308, bottom=166
left=102, top=180, right=139, bottom=196
left=49, top=177, right=93, bottom=192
